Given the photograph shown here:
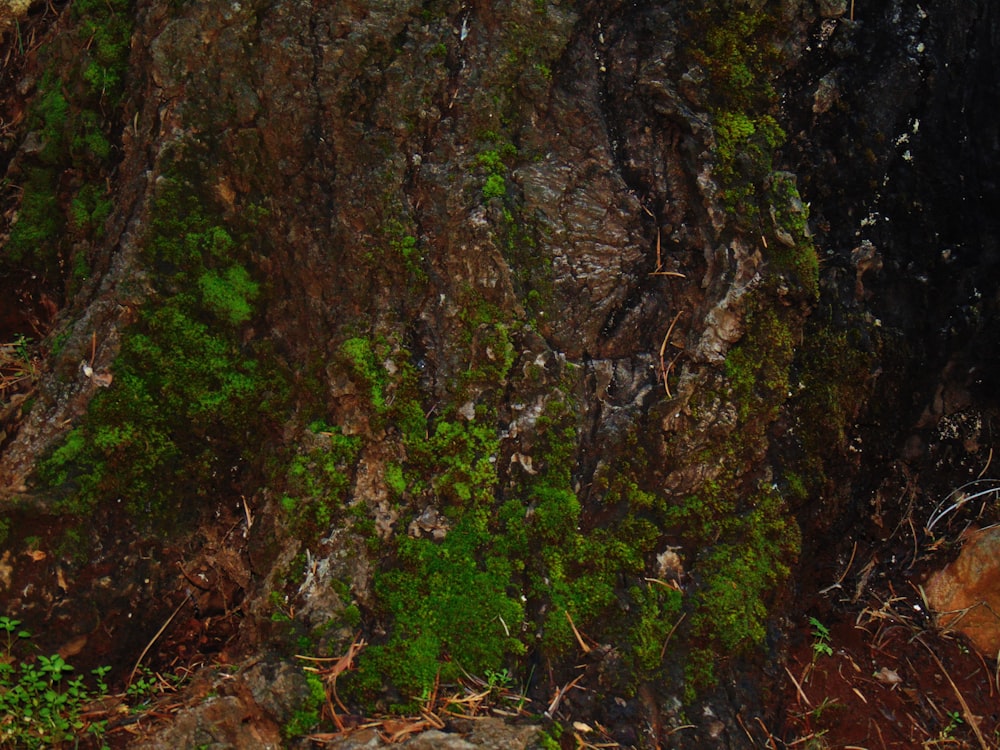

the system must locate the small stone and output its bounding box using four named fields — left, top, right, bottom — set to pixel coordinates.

left=813, top=73, right=840, bottom=116
left=706, top=719, right=726, bottom=739
left=458, top=401, right=476, bottom=420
